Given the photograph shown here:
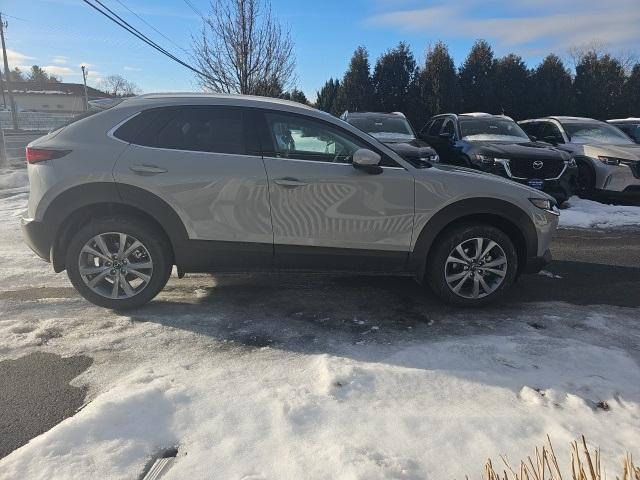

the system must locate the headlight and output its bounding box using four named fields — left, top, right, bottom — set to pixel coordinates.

left=529, top=198, right=555, bottom=210
left=474, top=154, right=495, bottom=164
left=566, top=158, right=577, bottom=167
left=598, top=156, right=621, bottom=166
